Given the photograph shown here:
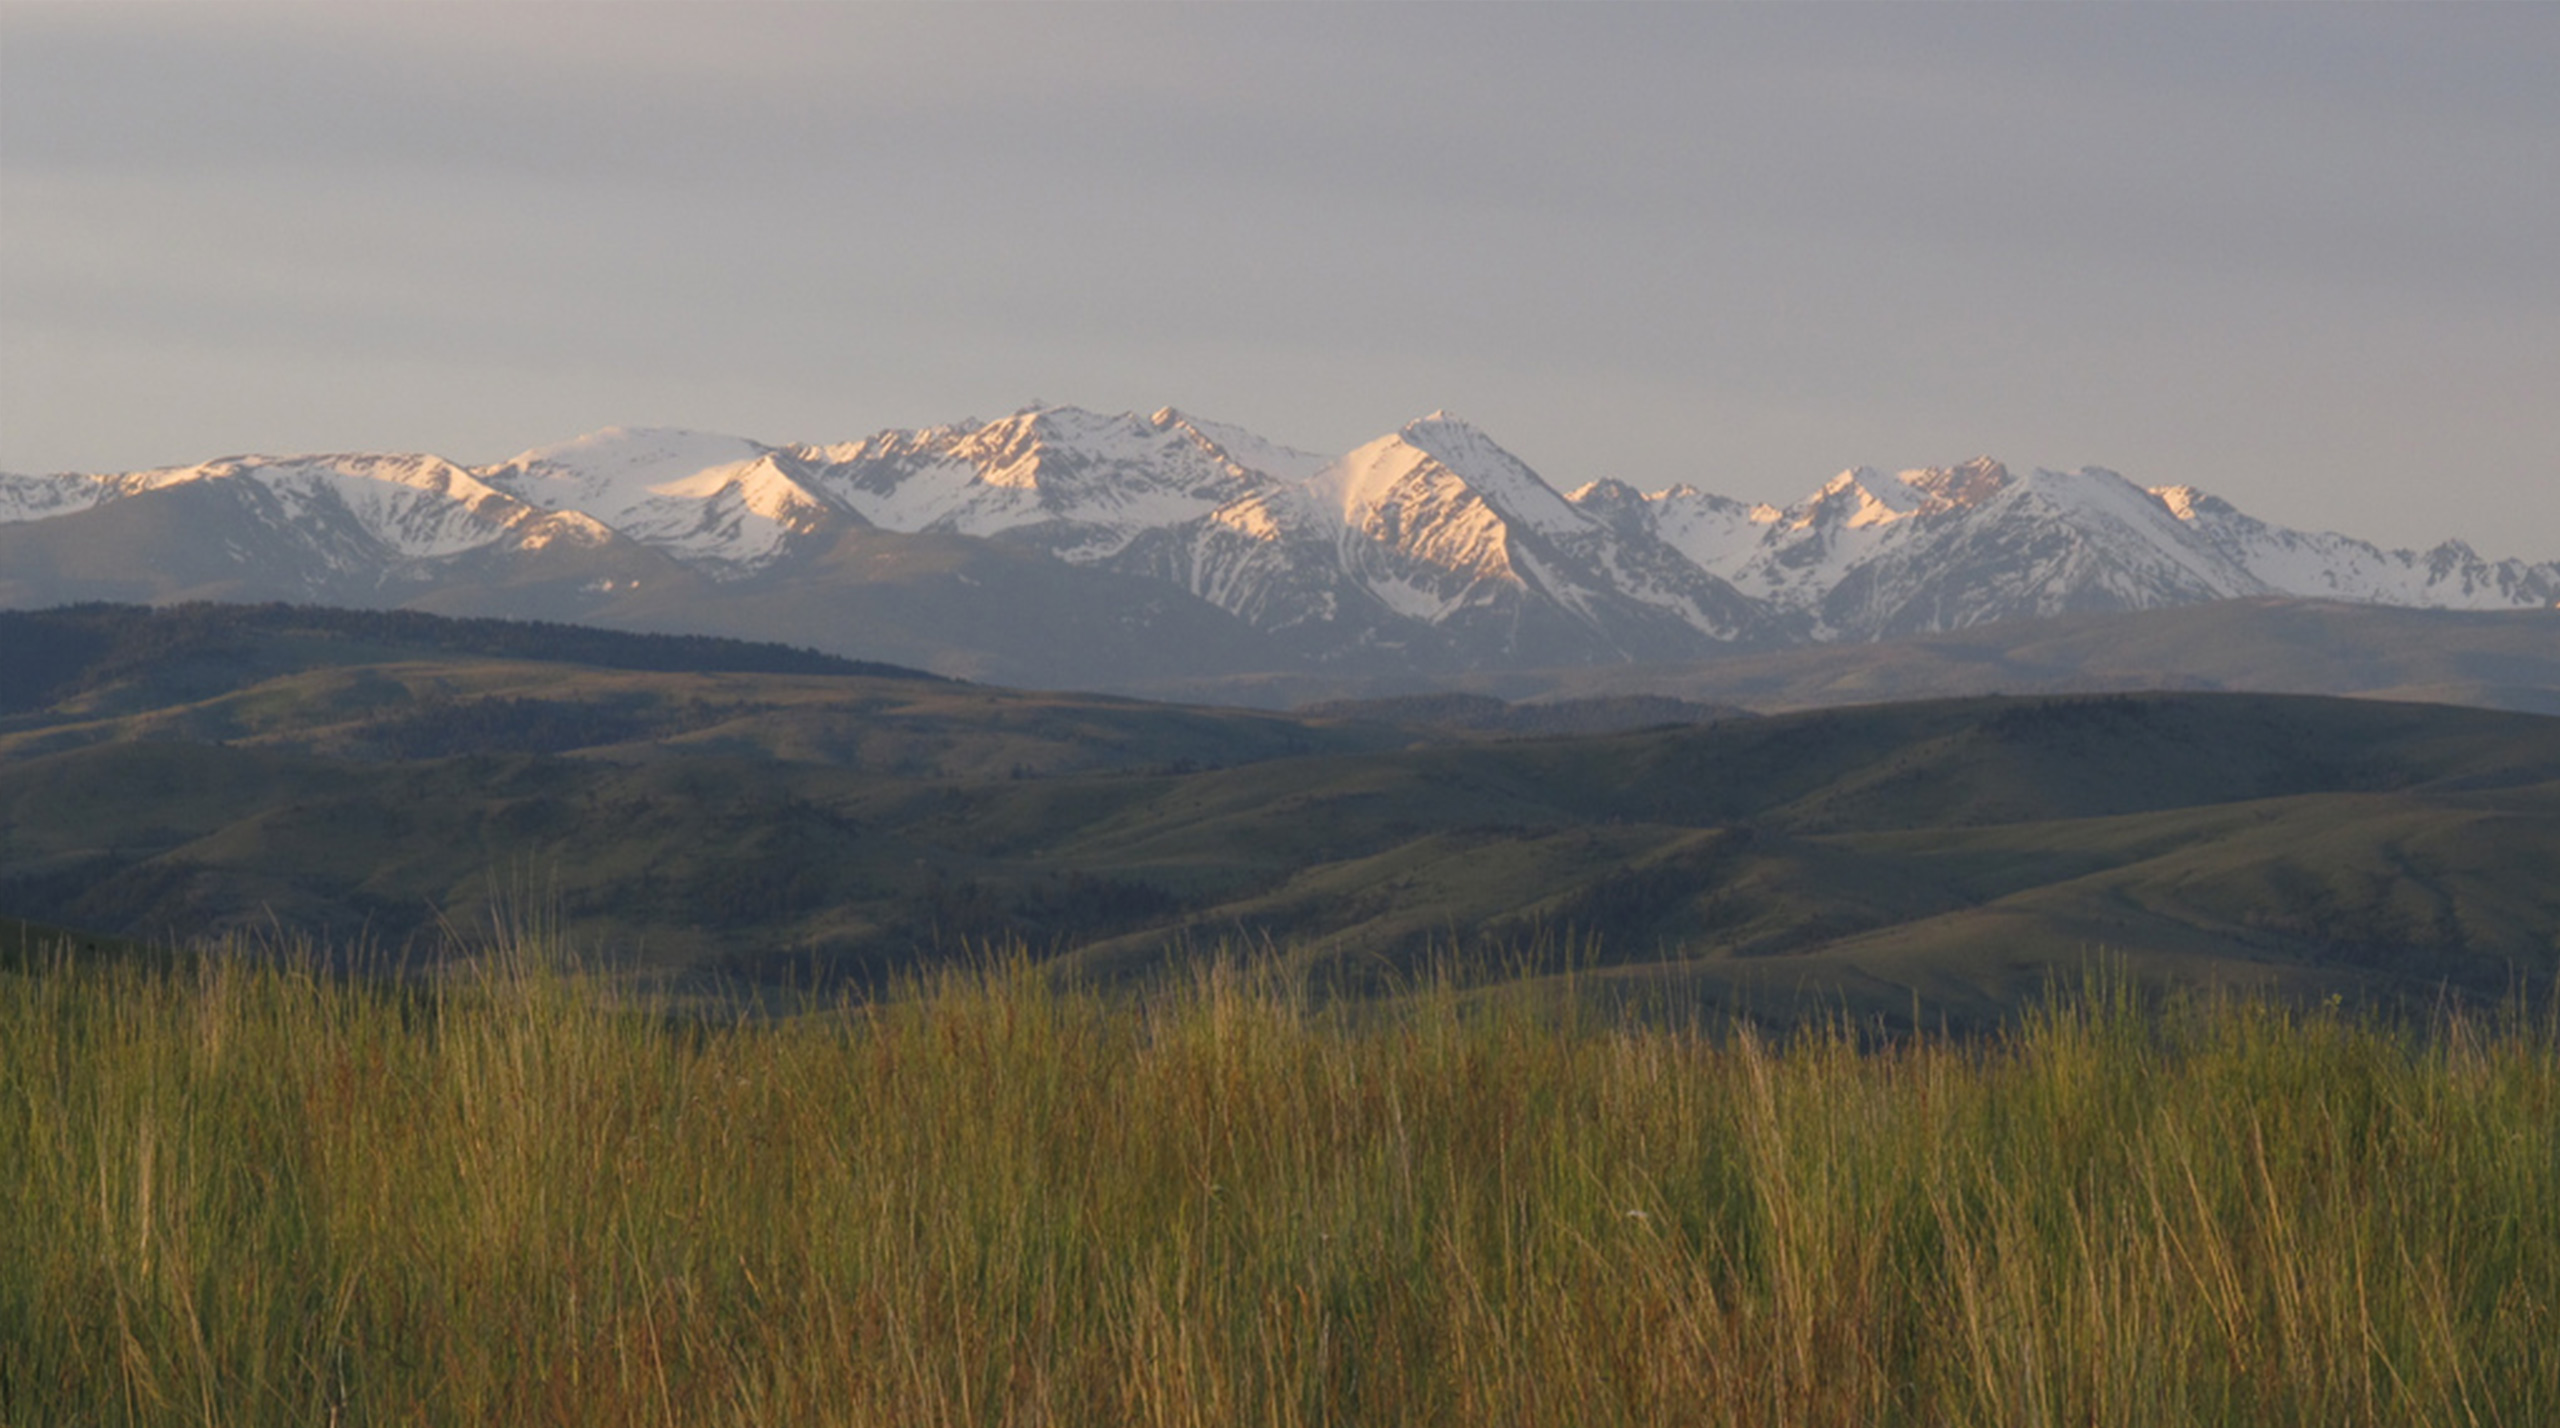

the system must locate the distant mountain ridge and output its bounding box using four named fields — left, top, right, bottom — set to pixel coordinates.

left=5, top=406, right=2554, bottom=687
